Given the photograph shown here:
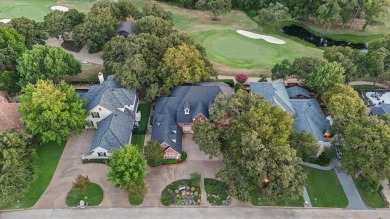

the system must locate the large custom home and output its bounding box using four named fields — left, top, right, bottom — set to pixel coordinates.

left=79, top=74, right=139, bottom=159
left=250, top=82, right=331, bottom=147
left=152, top=82, right=234, bottom=159
left=0, top=91, right=23, bottom=132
